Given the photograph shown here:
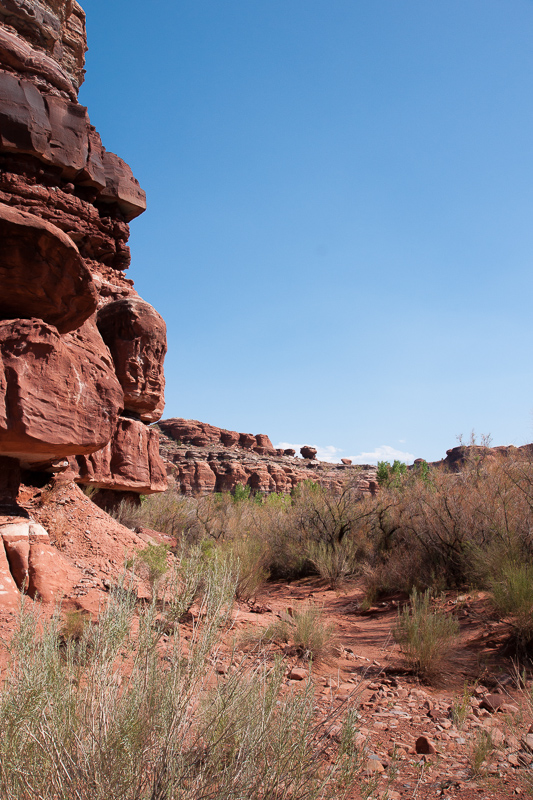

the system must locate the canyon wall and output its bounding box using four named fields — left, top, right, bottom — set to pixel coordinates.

left=157, top=418, right=379, bottom=496
left=0, top=0, right=167, bottom=507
